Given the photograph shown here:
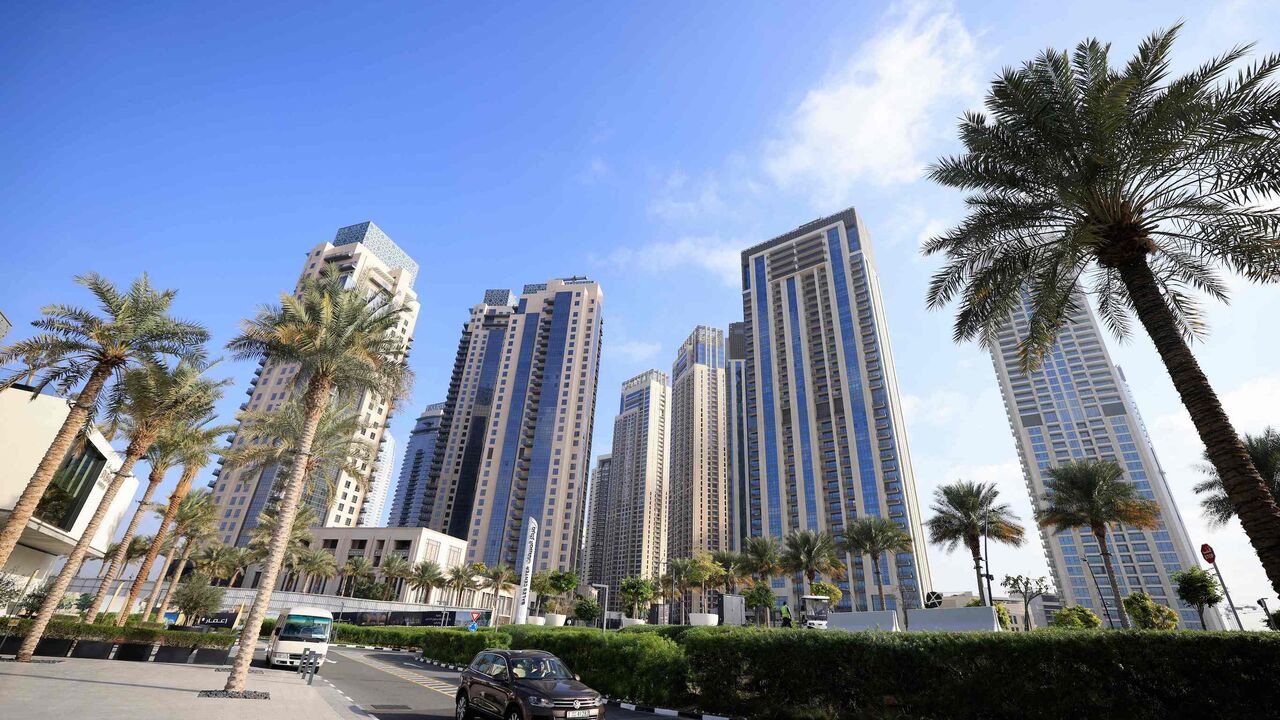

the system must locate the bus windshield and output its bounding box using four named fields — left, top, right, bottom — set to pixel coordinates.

left=279, top=615, right=332, bottom=642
